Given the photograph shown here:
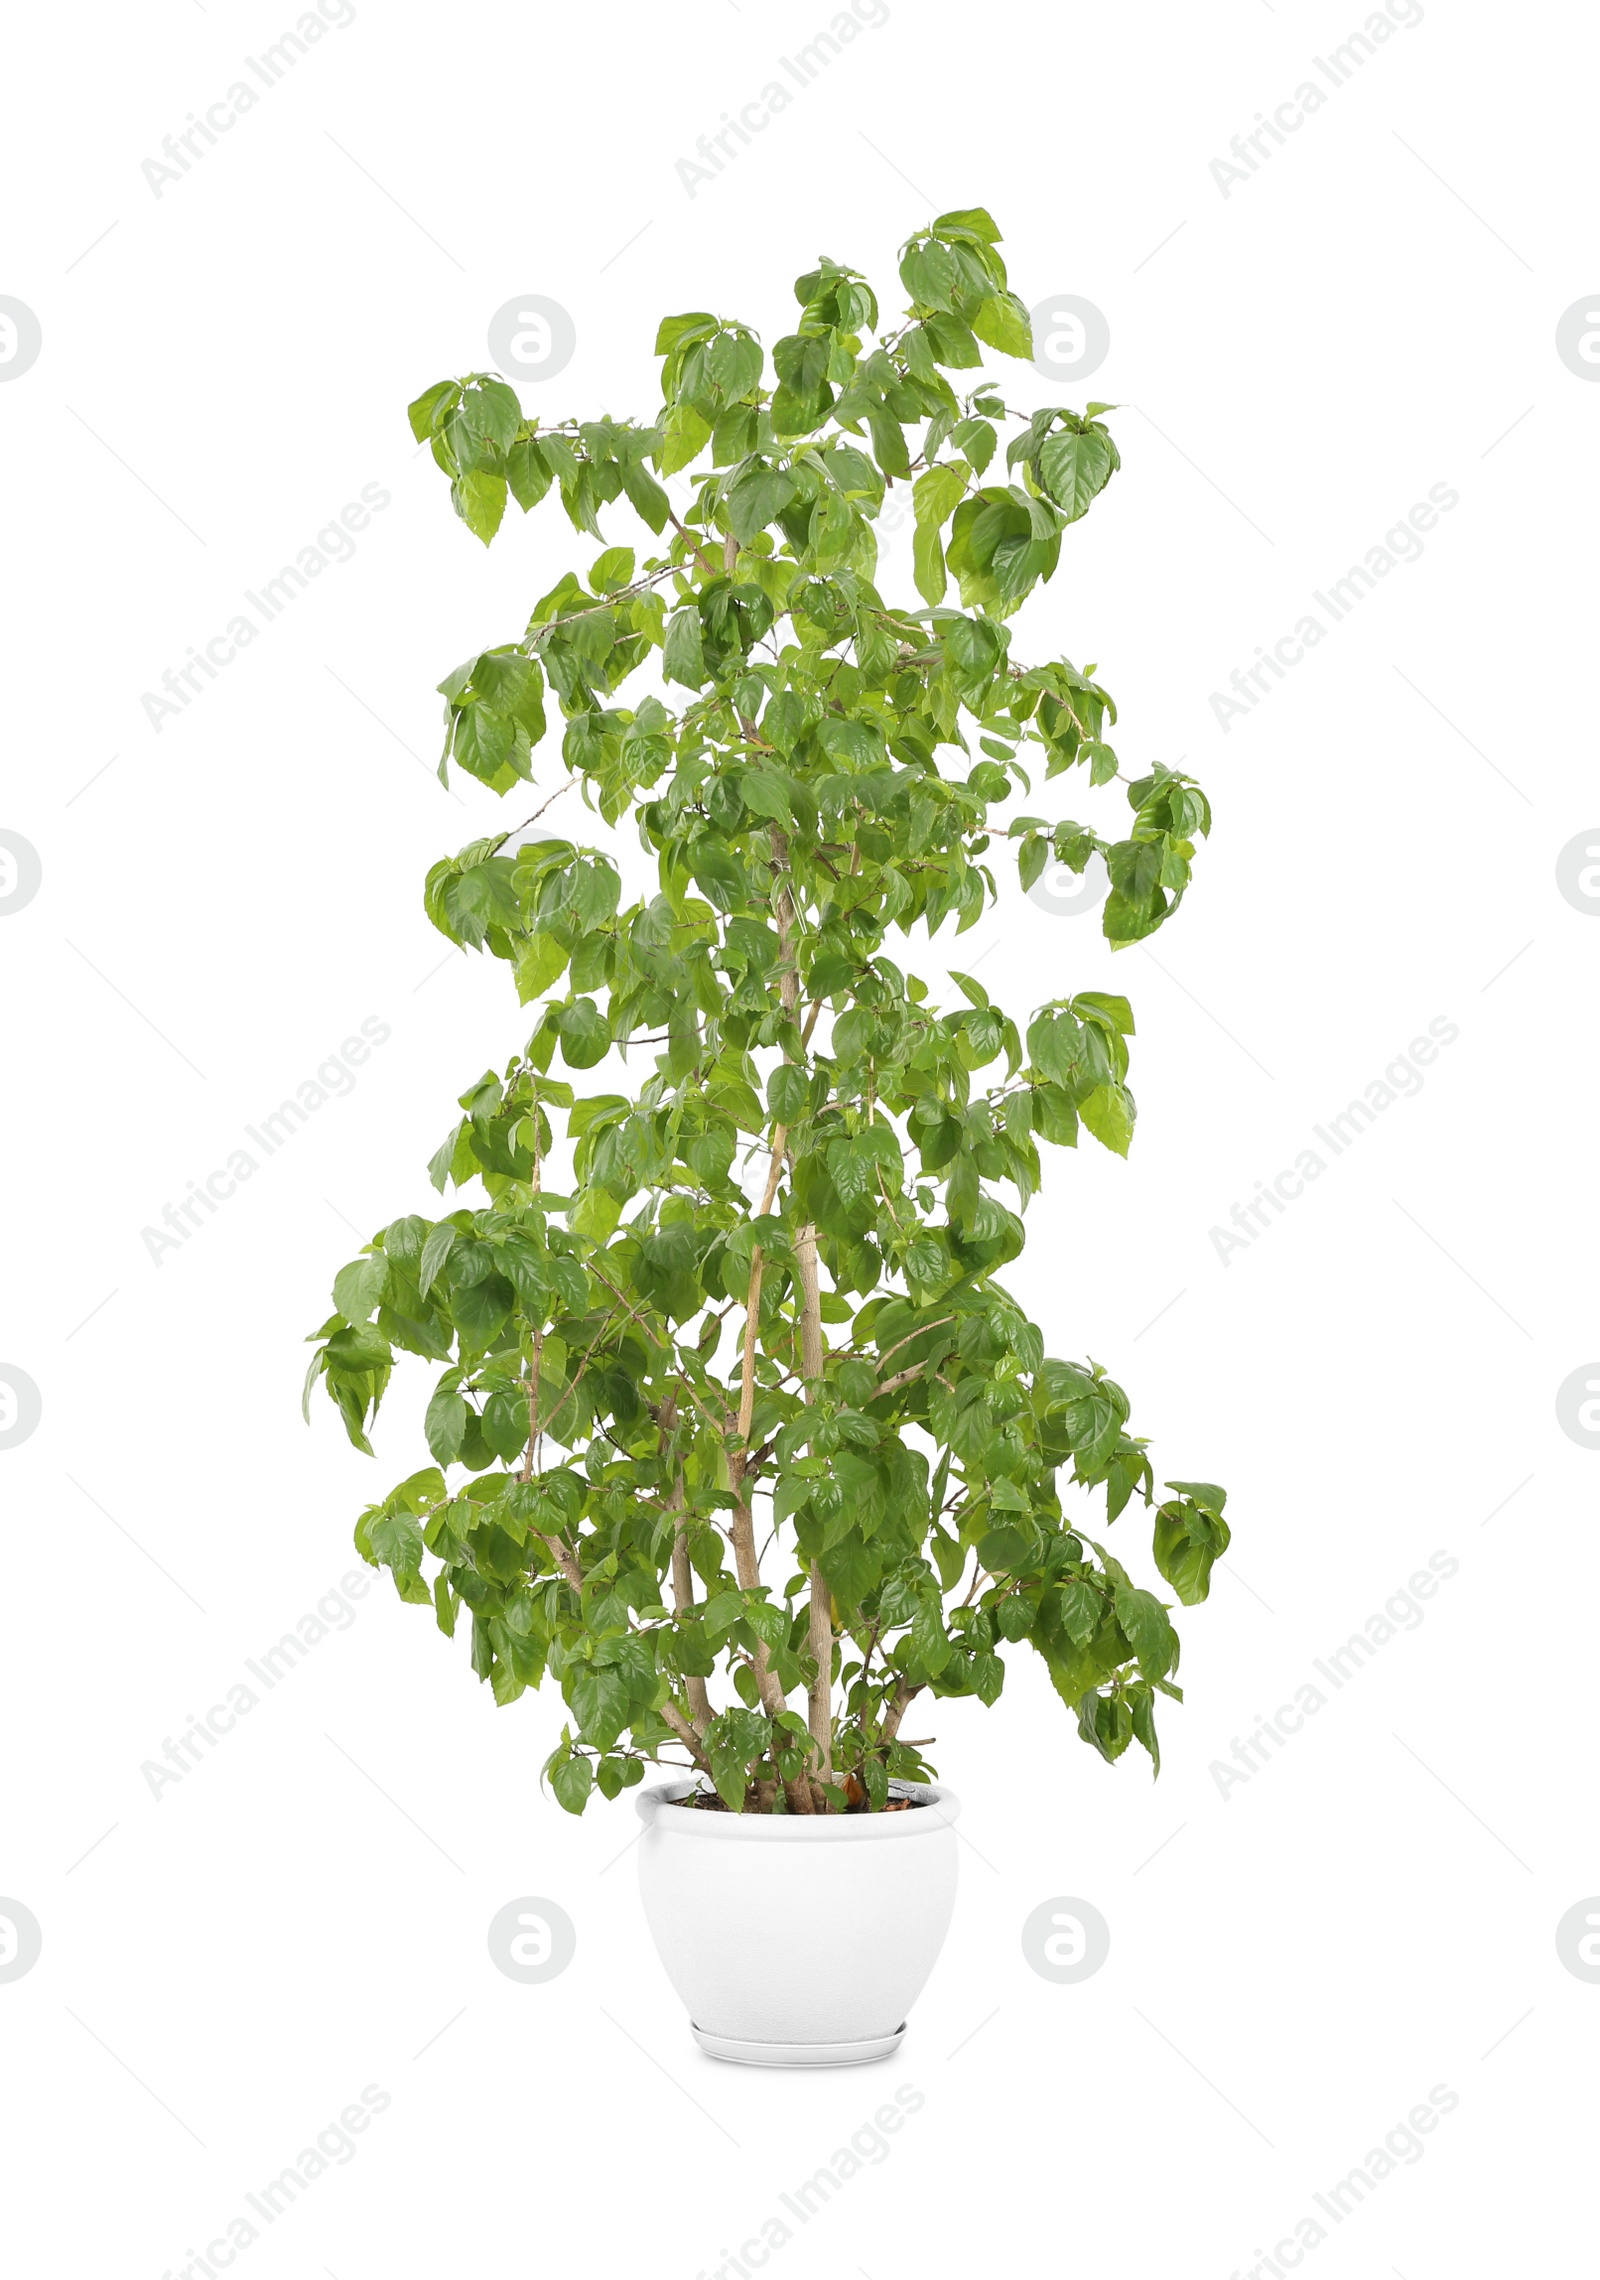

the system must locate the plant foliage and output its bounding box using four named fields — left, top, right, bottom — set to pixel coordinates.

left=306, top=208, right=1231, bottom=1813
